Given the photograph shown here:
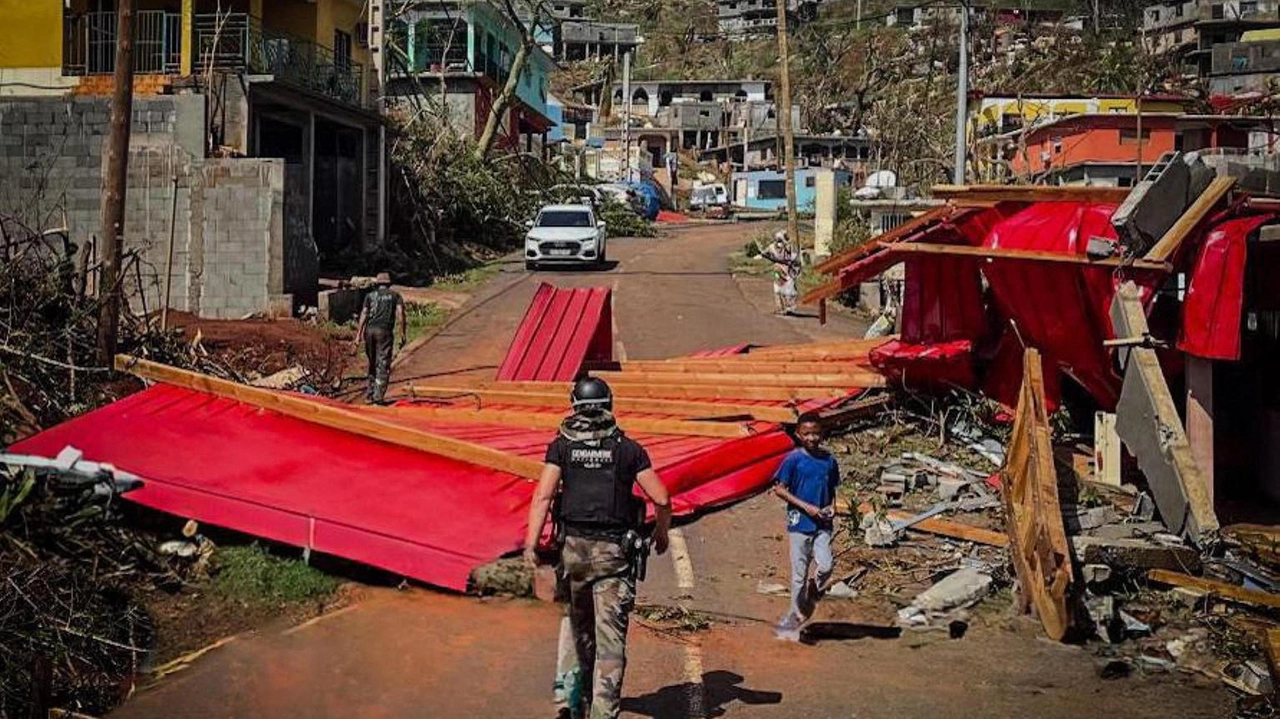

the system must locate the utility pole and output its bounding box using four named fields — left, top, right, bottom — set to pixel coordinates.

left=97, top=0, right=135, bottom=365
left=621, top=49, right=632, bottom=181
left=370, top=0, right=387, bottom=245
left=775, top=0, right=799, bottom=244
left=856, top=0, right=862, bottom=29
left=1092, top=0, right=1100, bottom=34
left=952, top=0, right=969, bottom=185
